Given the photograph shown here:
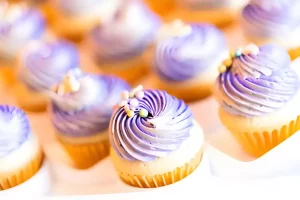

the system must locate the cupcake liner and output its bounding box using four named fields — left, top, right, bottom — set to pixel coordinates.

left=58, top=138, right=110, bottom=169
left=151, top=75, right=213, bottom=103
left=116, top=149, right=203, bottom=188
left=229, top=116, right=300, bottom=157
left=13, top=82, right=48, bottom=113
left=0, top=149, right=43, bottom=190
left=288, top=47, right=300, bottom=61
left=98, top=56, right=149, bottom=86
left=0, top=66, right=16, bottom=85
